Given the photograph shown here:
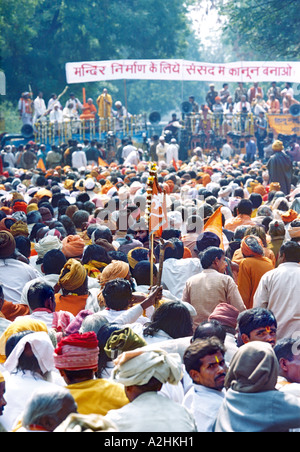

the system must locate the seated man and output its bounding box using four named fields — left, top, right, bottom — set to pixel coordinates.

left=18, top=387, right=77, bottom=432
left=54, top=332, right=129, bottom=416
left=55, top=259, right=99, bottom=316
left=156, top=238, right=202, bottom=301
left=182, top=247, right=245, bottom=328
left=183, top=337, right=227, bottom=432
left=236, top=307, right=277, bottom=348
left=104, top=348, right=197, bottom=432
